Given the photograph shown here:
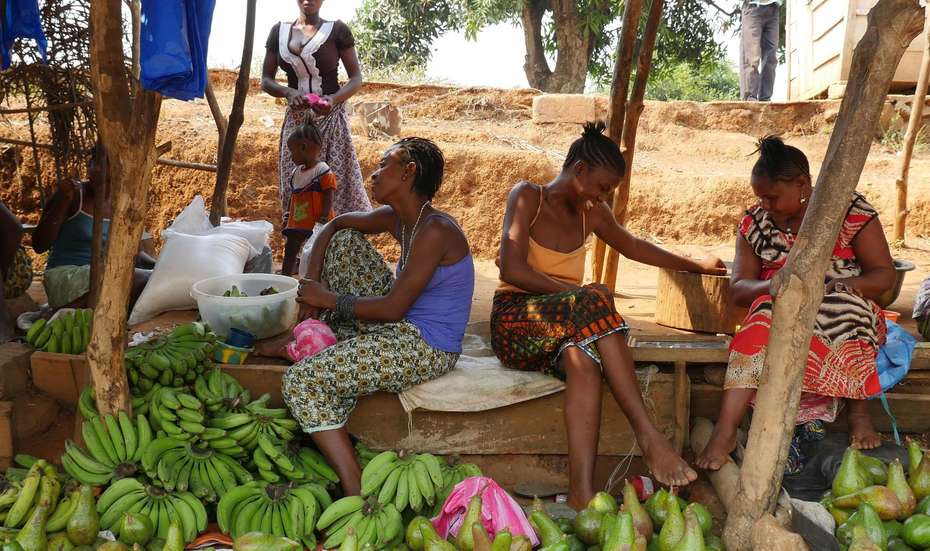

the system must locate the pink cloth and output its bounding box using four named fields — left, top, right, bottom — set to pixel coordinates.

left=286, top=319, right=337, bottom=362
left=432, top=476, right=539, bottom=546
